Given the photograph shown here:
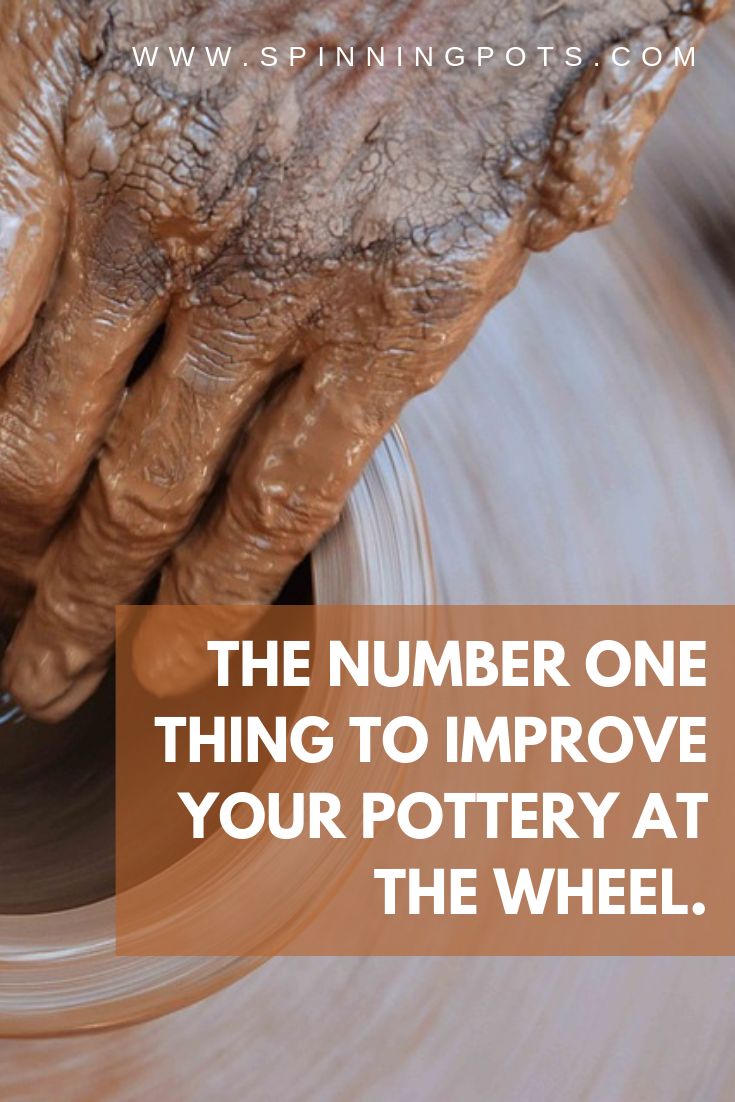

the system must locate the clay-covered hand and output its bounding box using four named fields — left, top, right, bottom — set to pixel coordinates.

left=0, top=0, right=725, bottom=719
